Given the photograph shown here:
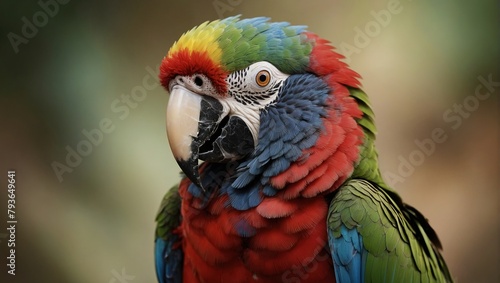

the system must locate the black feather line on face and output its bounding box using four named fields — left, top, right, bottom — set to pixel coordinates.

left=229, top=81, right=283, bottom=106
